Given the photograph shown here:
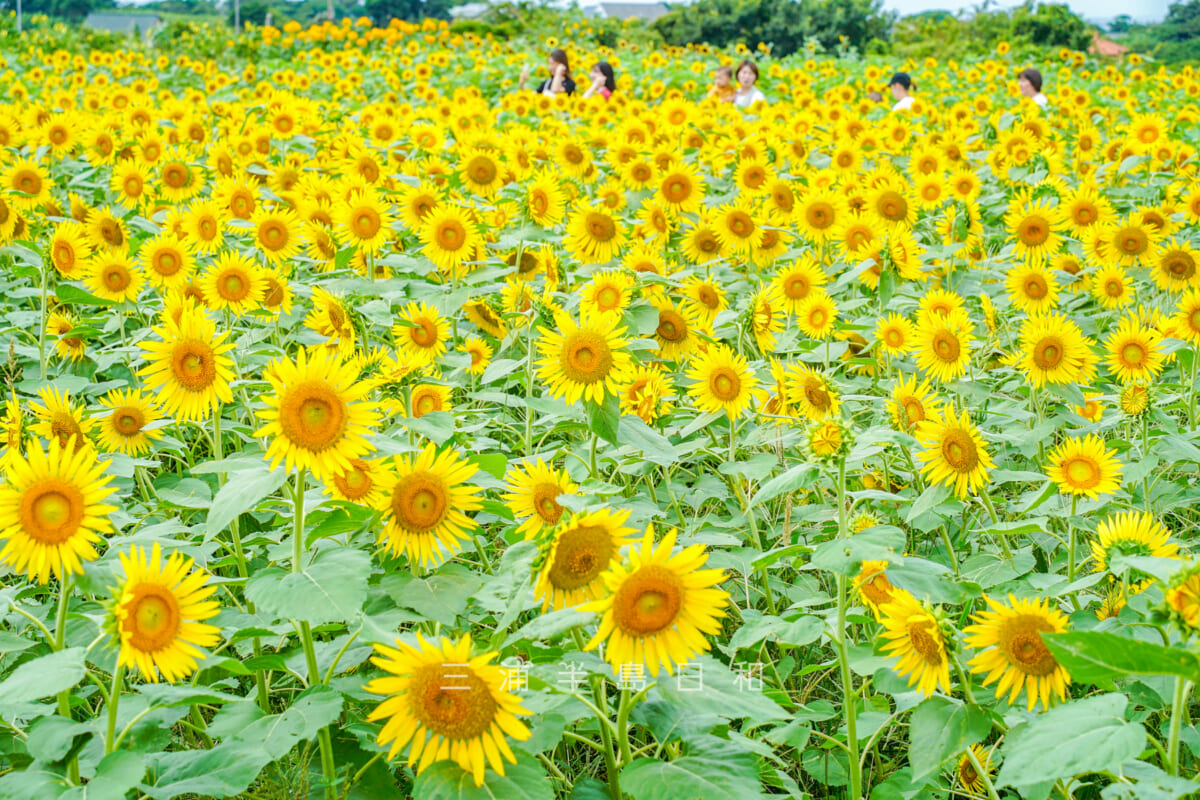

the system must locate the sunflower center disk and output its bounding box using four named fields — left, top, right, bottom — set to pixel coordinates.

left=1034, top=338, right=1063, bottom=369
left=941, top=430, right=978, bottom=472
left=711, top=369, right=740, bottom=401
left=560, top=331, right=613, bottom=384
left=933, top=331, right=960, bottom=361
left=902, top=399, right=925, bottom=425
left=533, top=484, right=563, bottom=524
left=25, top=483, right=84, bottom=544
left=171, top=340, right=217, bottom=390
left=908, top=620, right=943, bottom=665
left=1122, top=343, right=1146, bottom=366
left=125, top=585, right=182, bottom=652
left=410, top=663, right=497, bottom=740
left=114, top=408, right=145, bottom=436
left=280, top=382, right=348, bottom=452
left=393, top=472, right=448, bottom=533
left=614, top=565, right=683, bottom=636
left=1064, top=457, right=1100, bottom=488
left=548, top=525, right=612, bottom=590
